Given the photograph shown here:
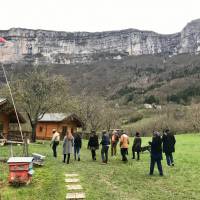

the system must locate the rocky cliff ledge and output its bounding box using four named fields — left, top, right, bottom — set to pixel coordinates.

left=0, top=19, right=200, bottom=64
